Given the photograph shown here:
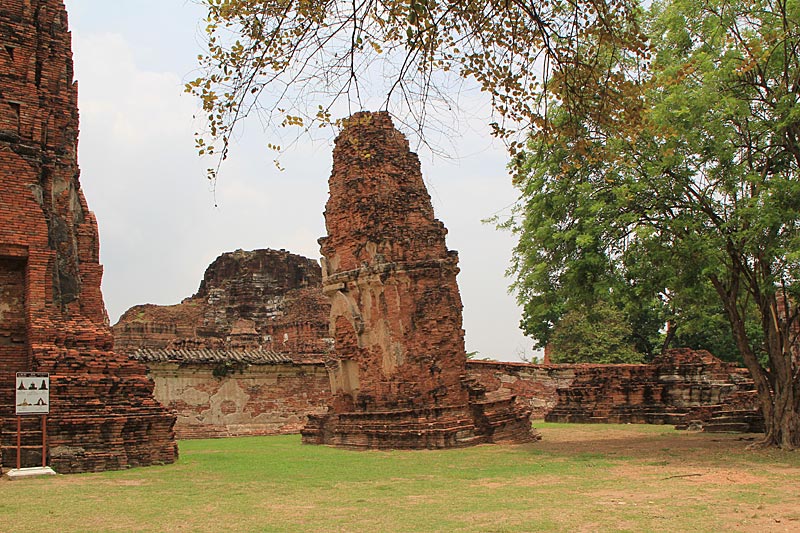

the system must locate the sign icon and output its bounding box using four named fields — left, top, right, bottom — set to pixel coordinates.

left=16, top=372, right=49, bottom=415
